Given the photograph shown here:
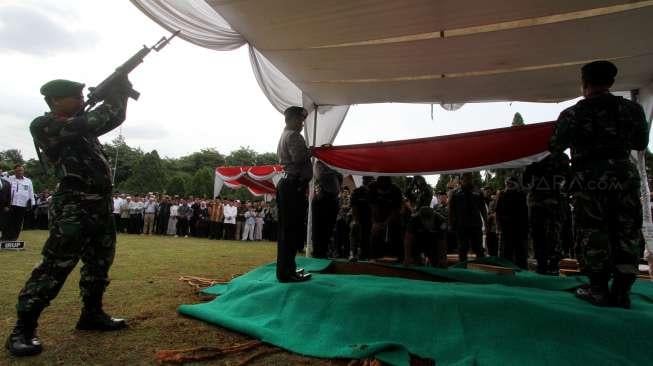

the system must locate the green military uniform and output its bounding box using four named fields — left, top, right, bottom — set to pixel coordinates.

left=19, top=81, right=127, bottom=313
left=523, top=152, right=570, bottom=274
left=6, top=79, right=129, bottom=357
left=549, top=61, right=648, bottom=308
